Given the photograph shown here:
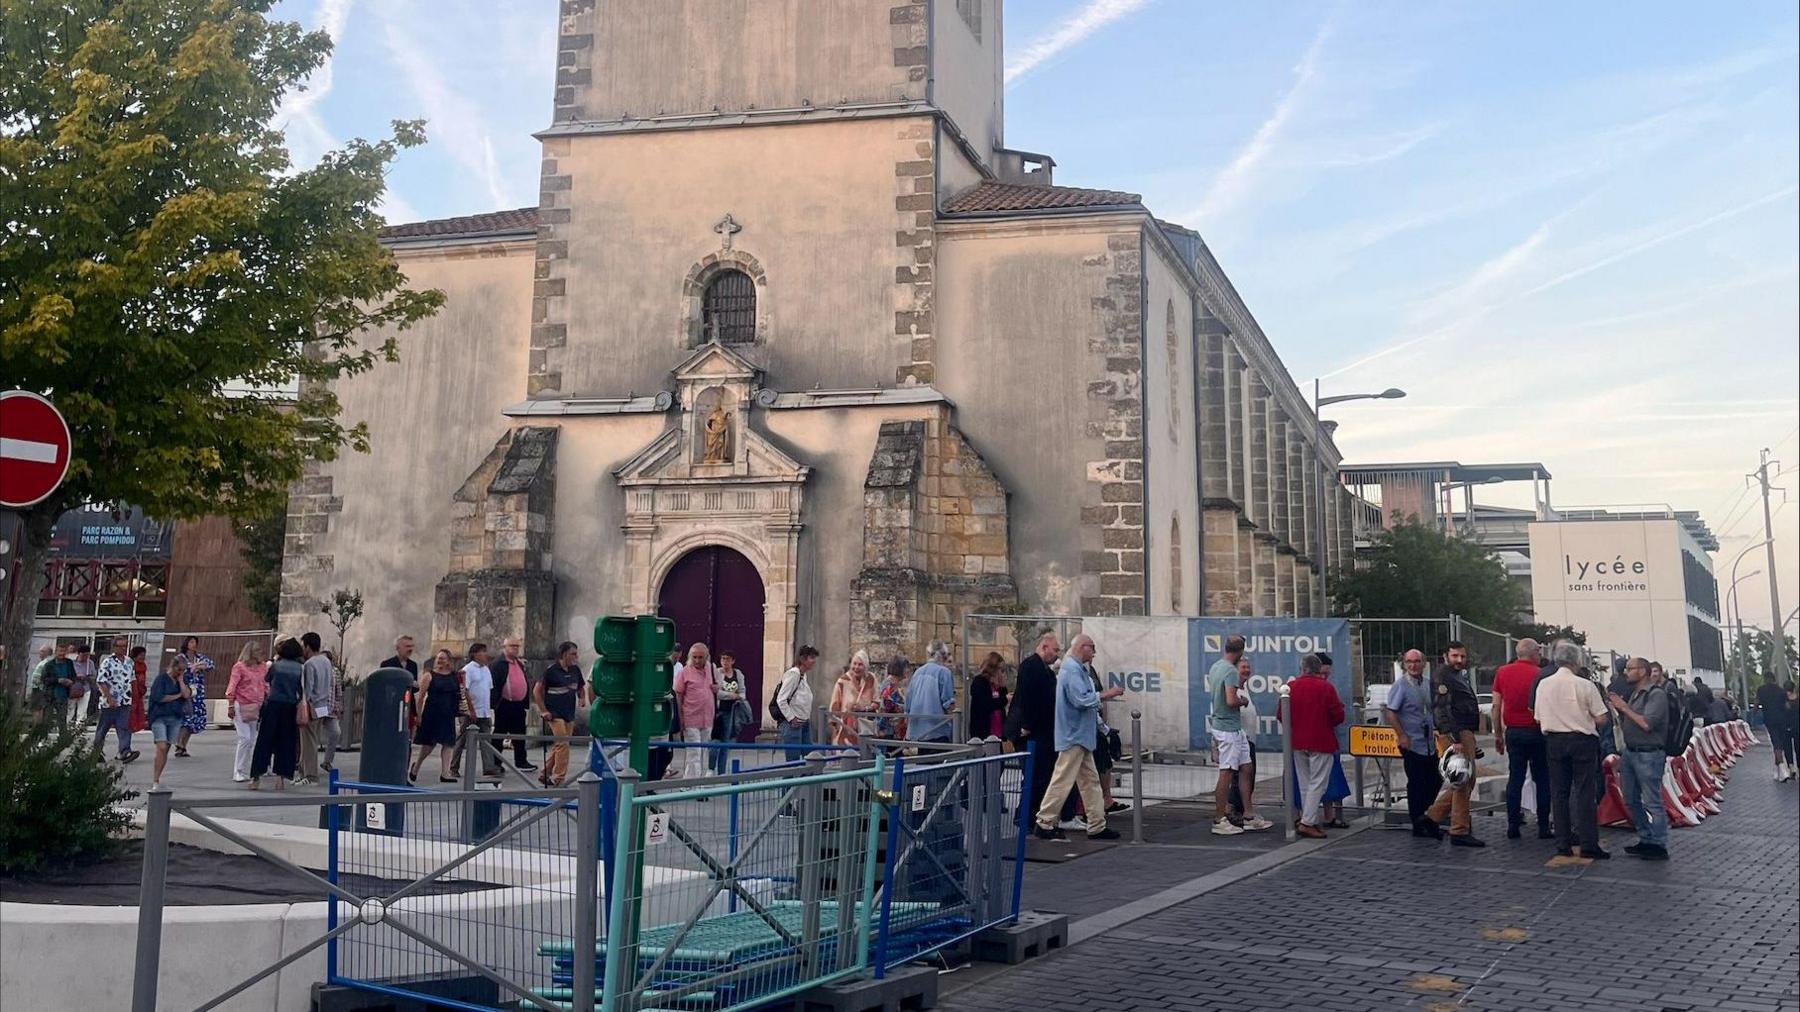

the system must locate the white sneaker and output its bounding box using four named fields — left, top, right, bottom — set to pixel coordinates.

left=232, top=775, right=249, bottom=783
left=1243, top=816, right=1274, bottom=832
left=1058, top=818, right=1088, bottom=832
left=1212, top=817, right=1245, bottom=836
